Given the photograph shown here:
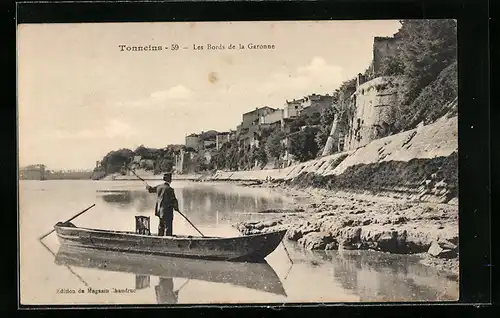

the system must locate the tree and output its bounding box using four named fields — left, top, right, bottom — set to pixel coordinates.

left=379, top=19, right=458, bottom=131
left=100, top=148, right=134, bottom=174
left=134, top=145, right=150, bottom=158
left=255, top=145, right=268, bottom=167
left=155, top=158, right=174, bottom=174
left=288, top=127, right=319, bottom=162
left=98, top=145, right=179, bottom=176
left=384, top=19, right=457, bottom=103
left=227, top=141, right=240, bottom=170
left=266, top=130, right=284, bottom=162
left=398, top=19, right=457, bottom=81
left=289, top=114, right=308, bottom=133
left=191, top=153, right=206, bottom=173
left=213, top=146, right=227, bottom=170
left=378, top=56, right=405, bottom=76
left=337, top=77, right=358, bottom=109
